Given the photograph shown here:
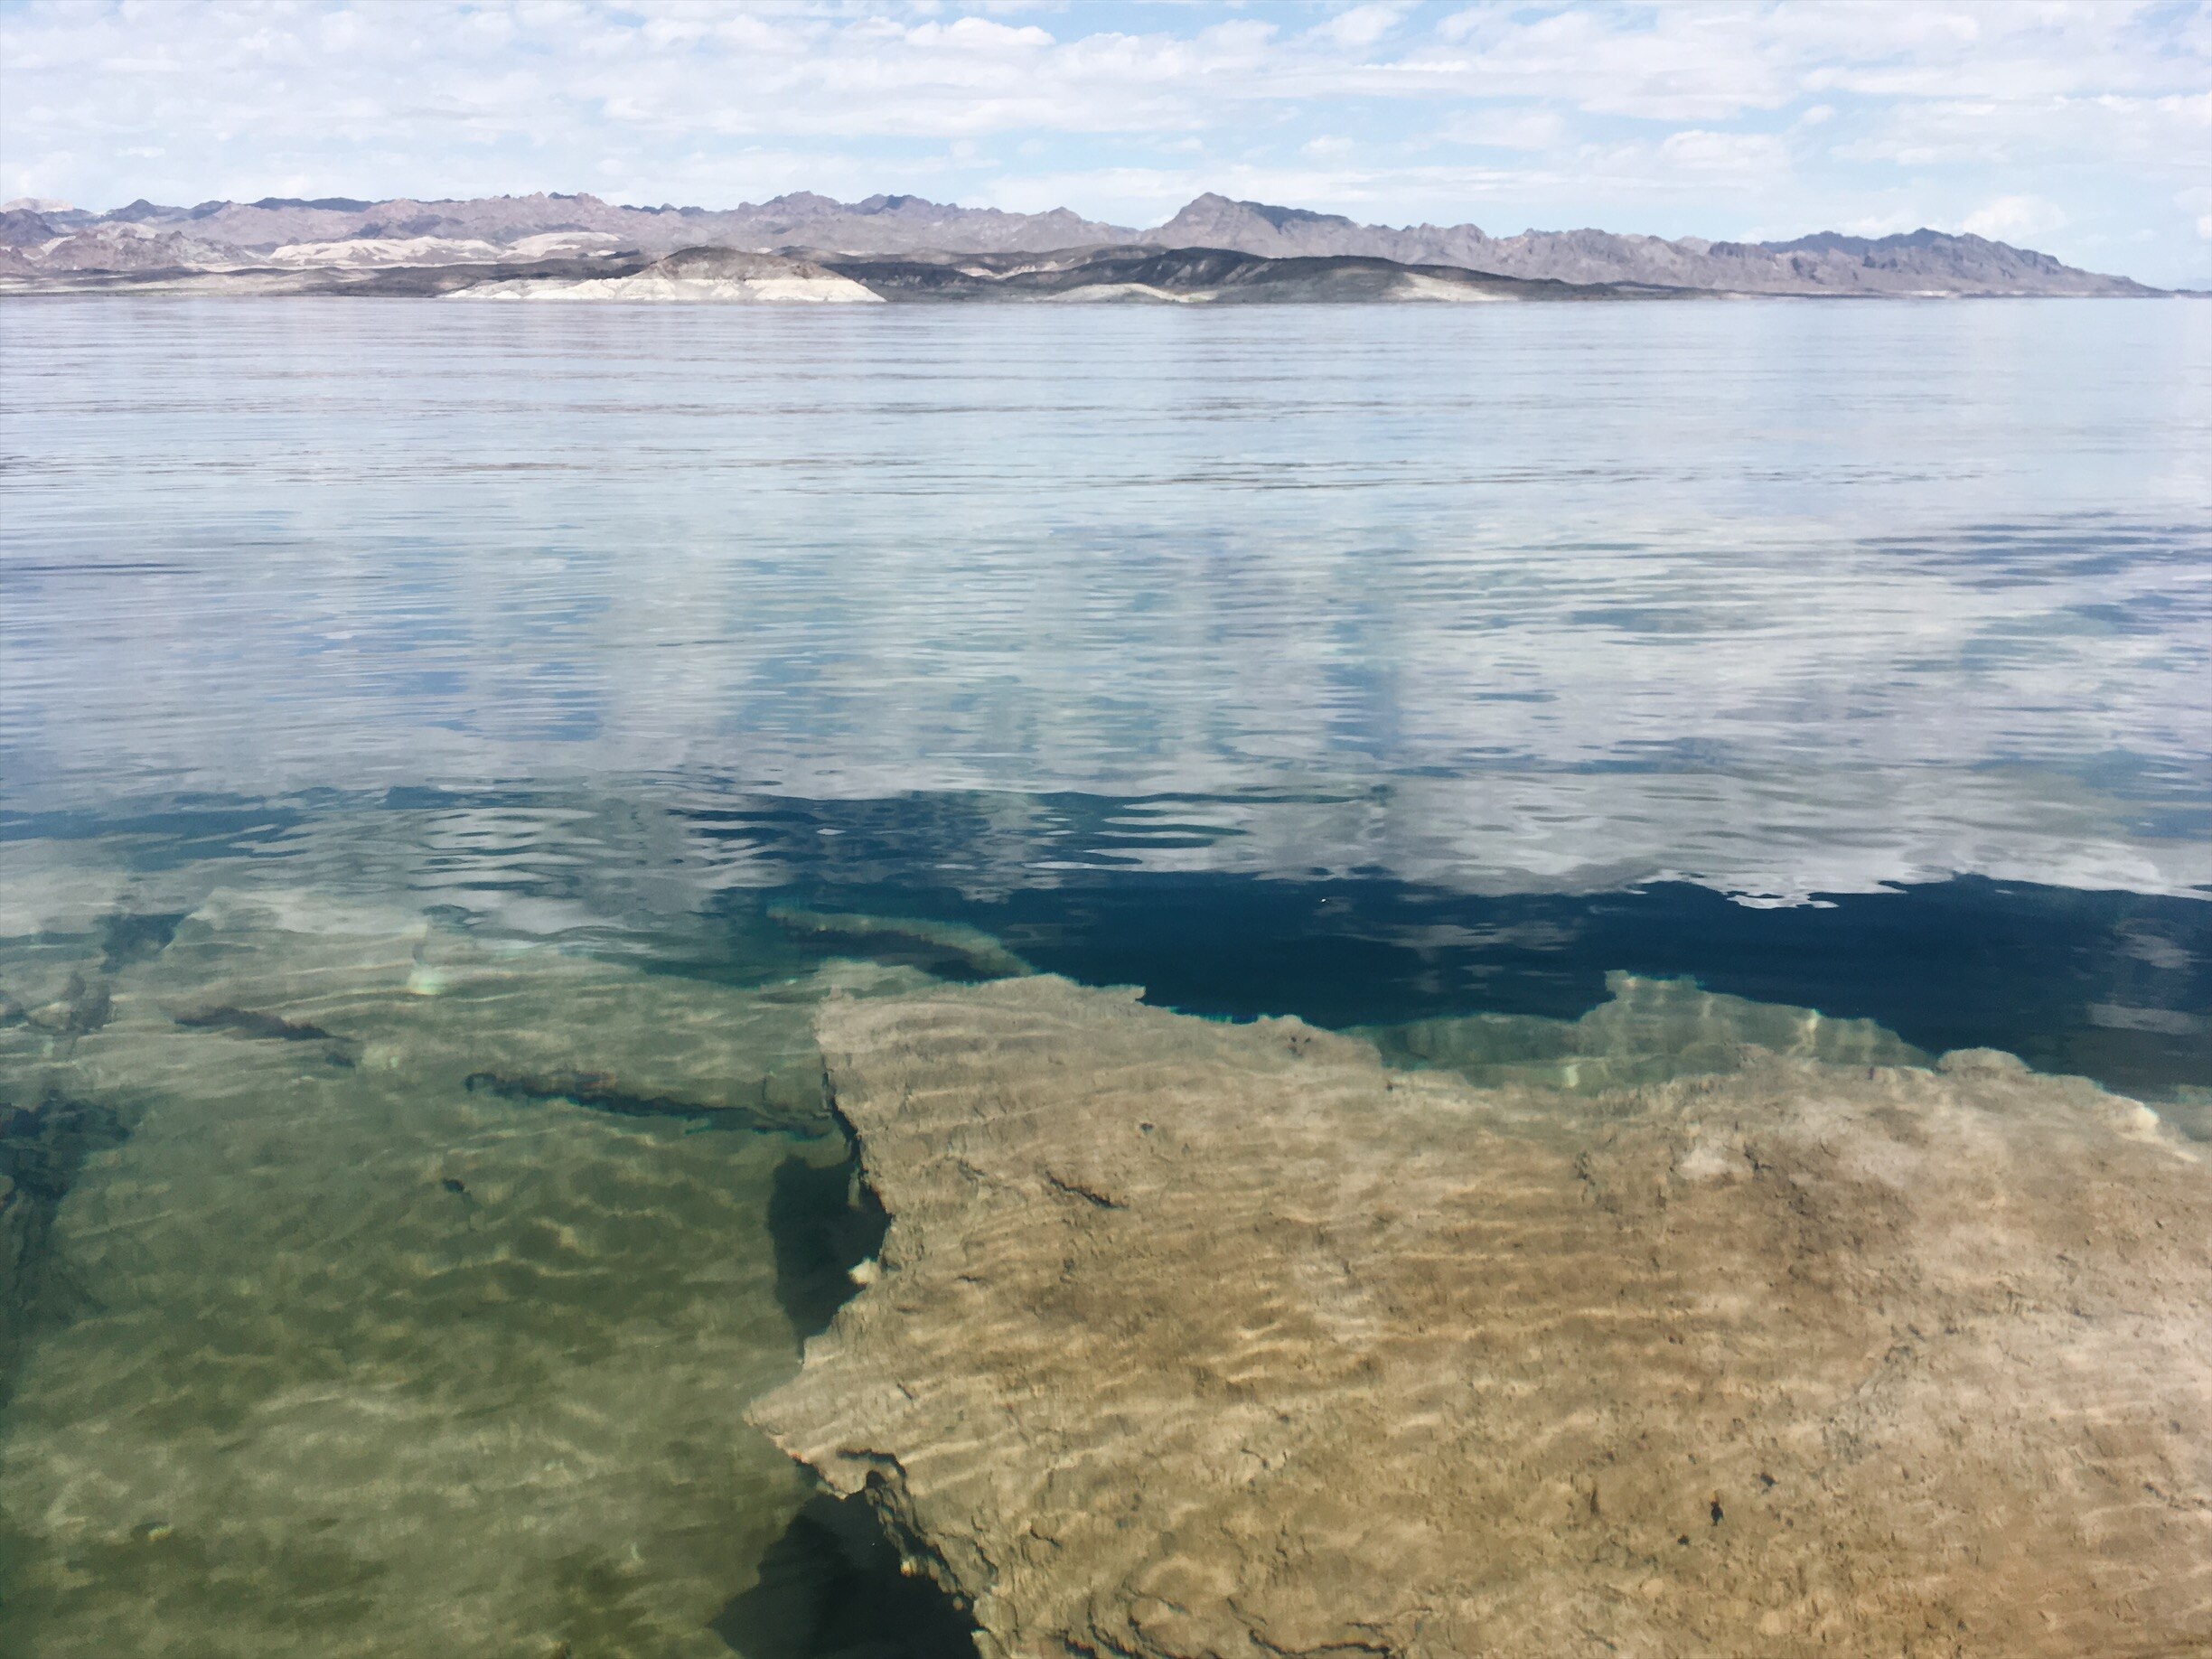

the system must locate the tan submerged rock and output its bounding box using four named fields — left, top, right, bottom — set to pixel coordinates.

left=749, top=975, right=2212, bottom=1659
